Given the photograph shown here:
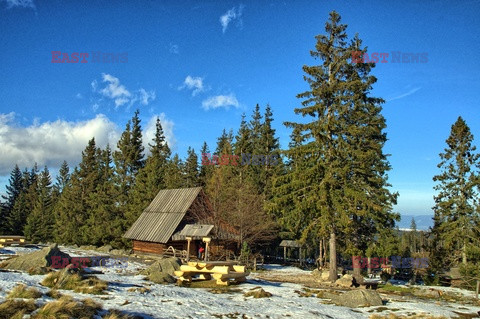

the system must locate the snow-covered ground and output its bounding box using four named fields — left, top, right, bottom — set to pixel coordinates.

left=1, top=246, right=480, bottom=318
